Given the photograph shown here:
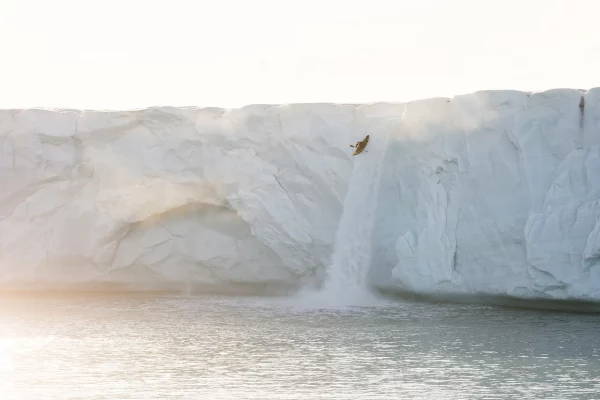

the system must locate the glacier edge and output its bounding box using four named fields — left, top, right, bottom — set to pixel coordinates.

left=1, top=88, right=600, bottom=302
